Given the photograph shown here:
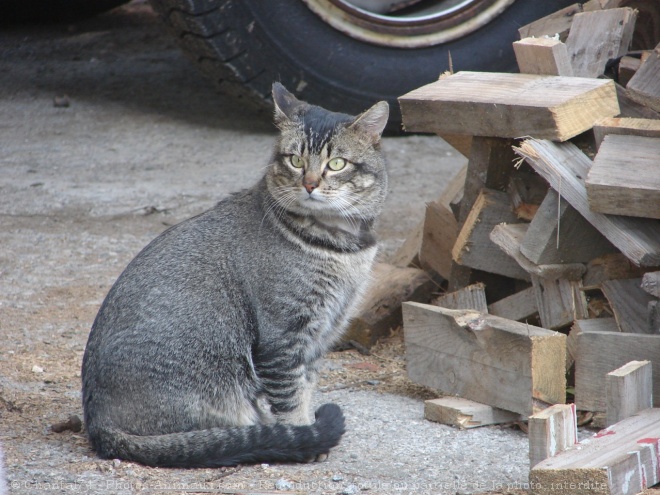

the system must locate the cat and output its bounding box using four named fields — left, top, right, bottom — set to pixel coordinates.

left=81, top=82, right=389, bottom=468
